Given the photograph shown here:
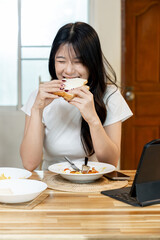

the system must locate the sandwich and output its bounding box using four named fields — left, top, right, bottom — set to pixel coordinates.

left=54, top=78, right=89, bottom=101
